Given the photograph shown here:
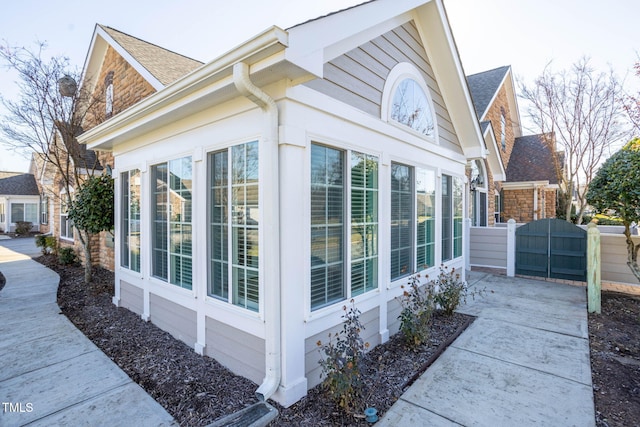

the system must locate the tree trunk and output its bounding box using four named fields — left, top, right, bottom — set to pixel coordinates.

left=78, top=231, right=93, bottom=284
left=624, top=223, right=640, bottom=283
